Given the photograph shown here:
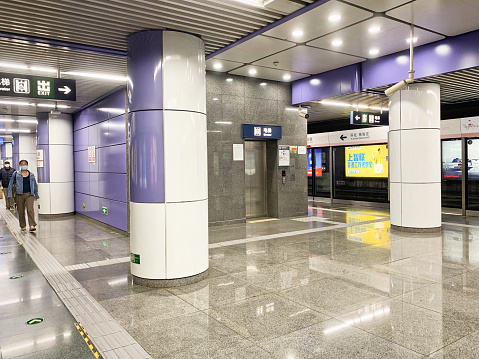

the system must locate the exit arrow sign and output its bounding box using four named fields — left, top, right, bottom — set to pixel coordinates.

left=340, top=135, right=347, bottom=141
left=58, top=85, right=71, bottom=95
left=10, top=275, right=23, bottom=279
